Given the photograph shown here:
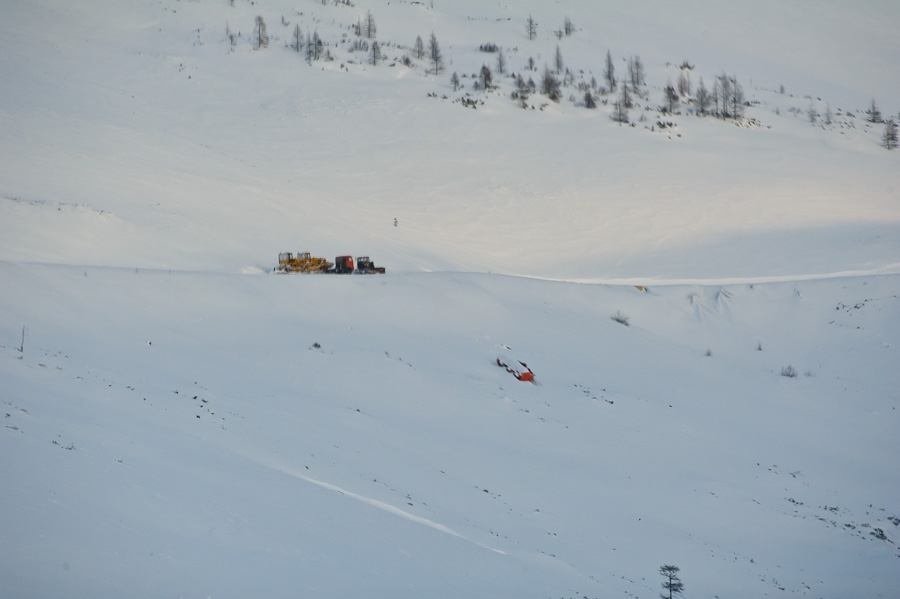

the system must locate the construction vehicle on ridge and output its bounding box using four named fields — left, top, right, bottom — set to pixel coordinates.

left=276, top=252, right=385, bottom=274
left=277, top=252, right=333, bottom=273
left=355, top=256, right=386, bottom=274
left=330, top=255, right=355, bottom=274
